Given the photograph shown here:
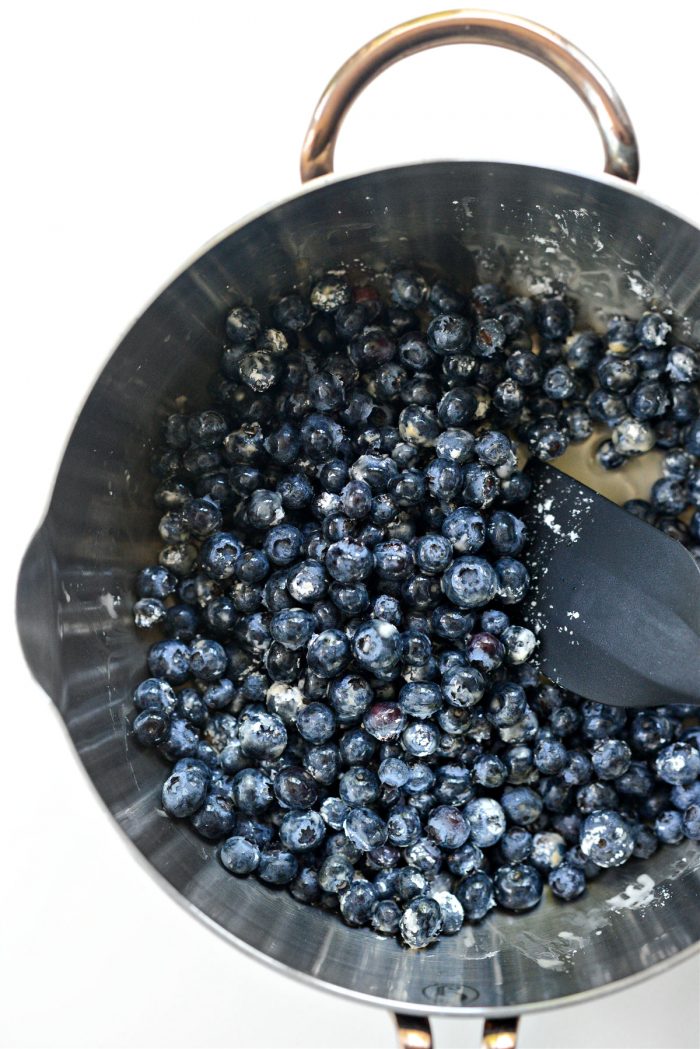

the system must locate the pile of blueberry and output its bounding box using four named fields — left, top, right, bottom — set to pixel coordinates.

left=131, top=269, right=700, bottom=949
